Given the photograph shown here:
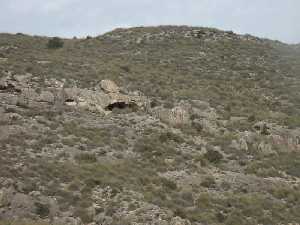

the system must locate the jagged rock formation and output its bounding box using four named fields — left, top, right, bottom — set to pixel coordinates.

left=100, top=79, right=120, bottom=93
left=0, top=73, right=149, bottom=116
